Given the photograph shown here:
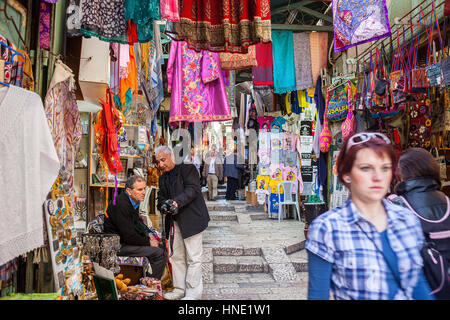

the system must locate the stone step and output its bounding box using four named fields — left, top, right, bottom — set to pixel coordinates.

left=207, top=205, right=235, bottom=212
left=213, top=255, right=269, bottom=274
left=209, top=212, right=238, bottom=221
left=287, top=249, right=308, bottom=272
